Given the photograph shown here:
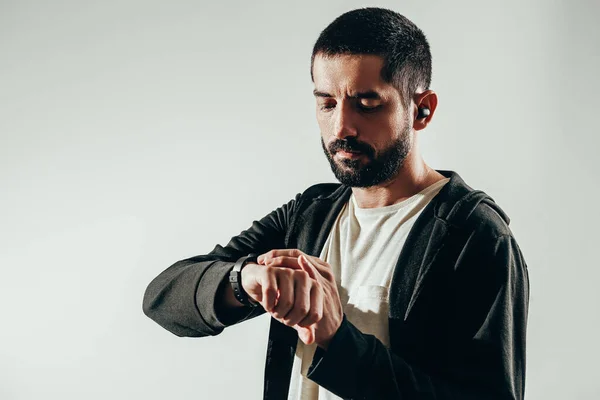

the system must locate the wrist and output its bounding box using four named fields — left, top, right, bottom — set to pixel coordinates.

left=317, top=315, right=344, bottom=350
